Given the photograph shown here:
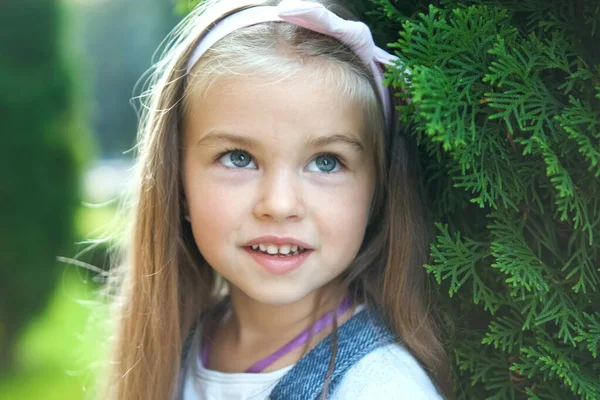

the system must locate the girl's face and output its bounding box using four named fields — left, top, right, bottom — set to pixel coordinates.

left=182, top=72, right=375, bottom=305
